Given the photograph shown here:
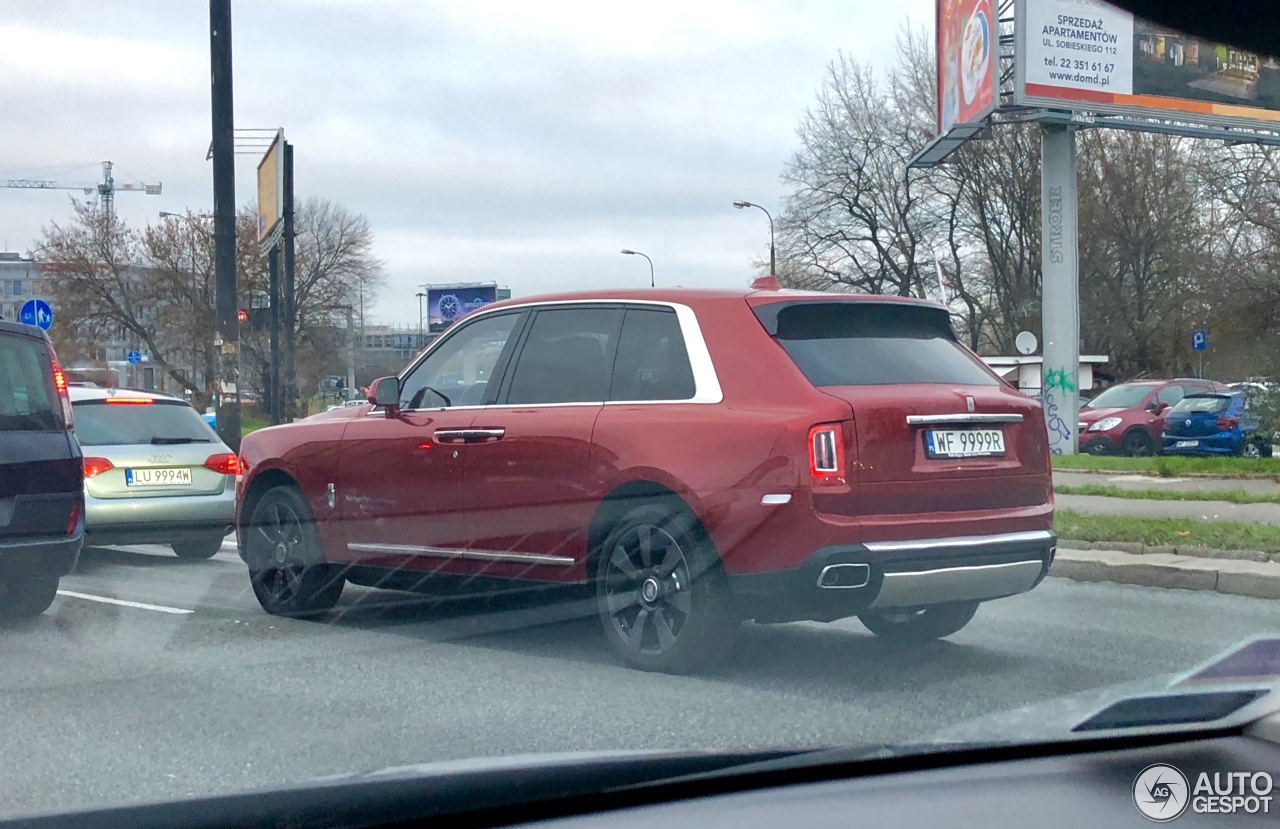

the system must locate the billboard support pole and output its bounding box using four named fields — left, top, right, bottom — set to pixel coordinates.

left=268, top=245, right=282, bottom=425
left=282, top=141, right=297, bottom=422
left=1040, top=124, right=1079, bottom=455
left=209, top=0, right=240, bottom=450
